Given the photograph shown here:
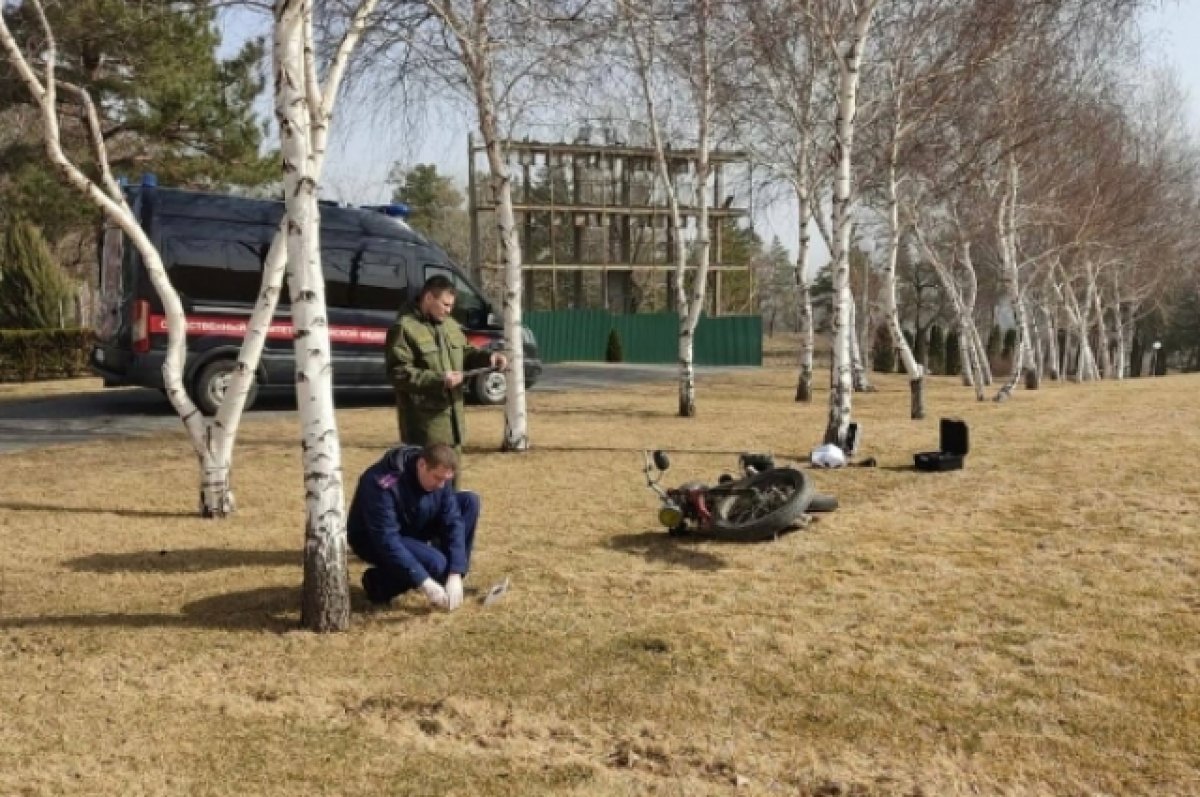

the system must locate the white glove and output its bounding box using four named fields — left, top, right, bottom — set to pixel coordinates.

left=445, top=574, right=464, bottom=611
left=419, top=578, right=448, bottom=610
